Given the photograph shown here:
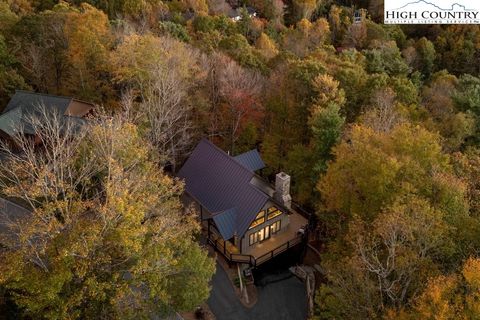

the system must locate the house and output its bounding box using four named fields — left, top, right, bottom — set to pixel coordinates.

left=229, top=7, right=257, bottom=22
left=177, top=139, right=308, bottom=268
left=0, top=197, right=31, bottom=248
left=0, top=90, right=94, bottom=147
